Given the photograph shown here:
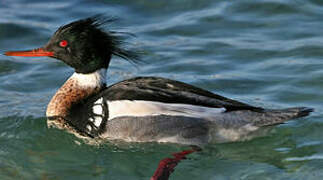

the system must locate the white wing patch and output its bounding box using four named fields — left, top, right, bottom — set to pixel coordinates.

left=93, top=117, right=102, bottom=127
left=93, top=104, right=103, bottom=115
left=86, top=97, right=105, bottom=131
left=107, top=100, right=226, bottom=121
left=86, top=125, right=92, bottom=132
